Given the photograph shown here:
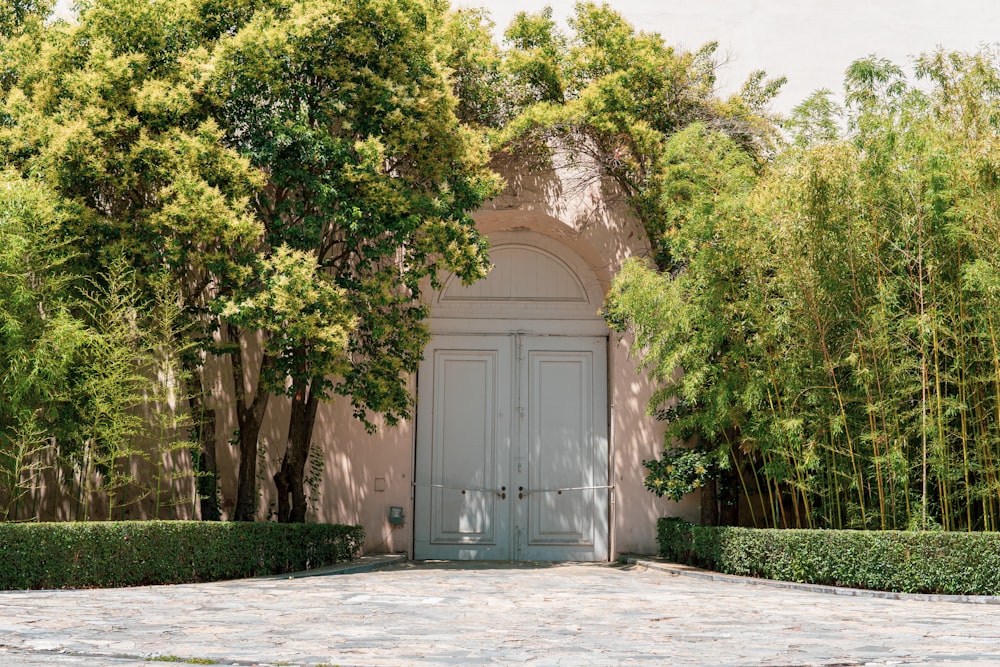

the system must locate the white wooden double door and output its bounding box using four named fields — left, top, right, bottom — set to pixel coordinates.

left=414, top=334, right=609, bottom=561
